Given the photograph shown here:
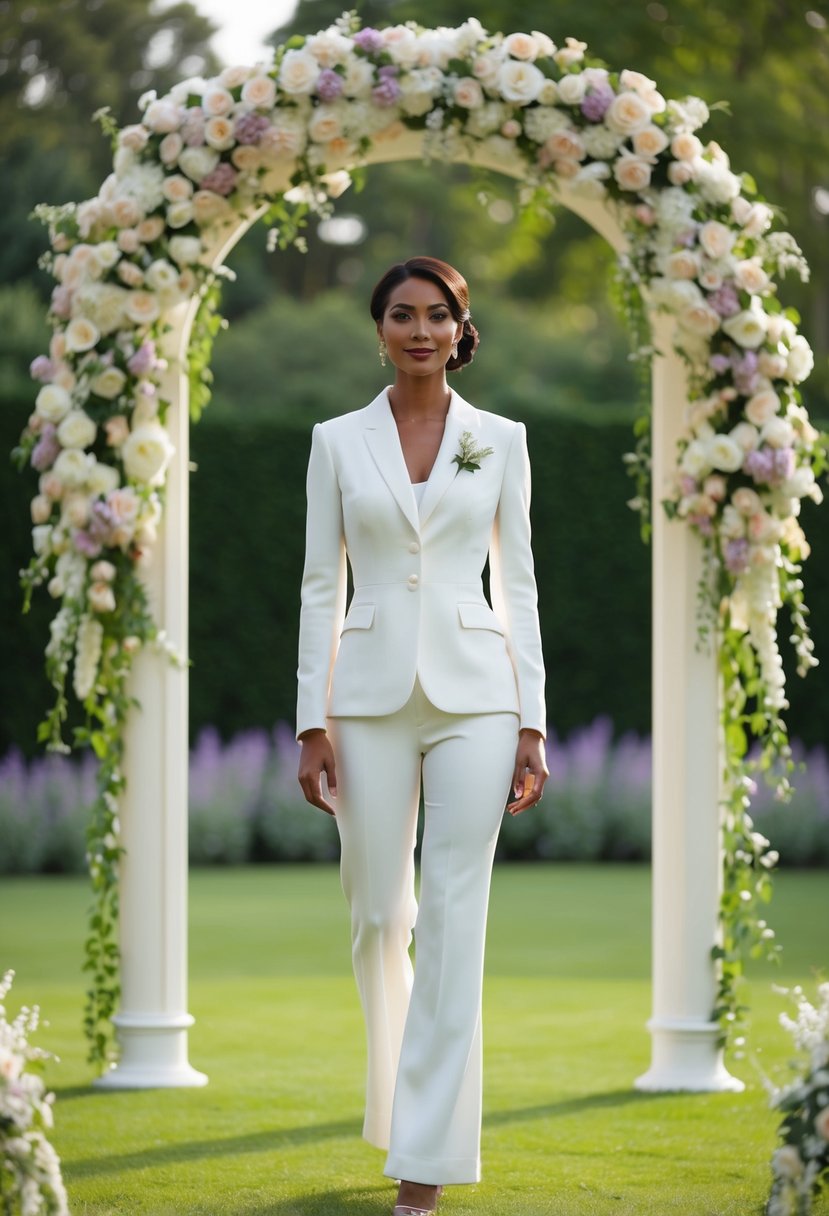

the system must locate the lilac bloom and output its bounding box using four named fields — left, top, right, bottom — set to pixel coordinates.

left=316, top=68, right=344, bottom=102
left=127, top=341, right=157, bottom=376
left=72, top=529, right=102, bottom=558
left=200, top=163, right=238, bottom=196
left=725, top=538, right=750, bottom=575
left=353, top=27, right=386, bottom=53
left=30, top=355, right=55, bottom=382
left=31, top=425, right=60, bottom=472
left=234, top=112, right=271, bottom=144
left=580, top=83, right=615, bottom=122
